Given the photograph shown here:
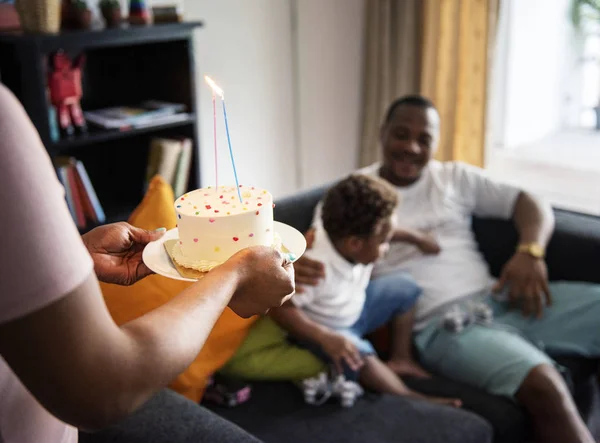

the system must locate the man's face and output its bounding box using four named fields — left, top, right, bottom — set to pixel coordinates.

left=380, top=104, right=440, bottom=186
